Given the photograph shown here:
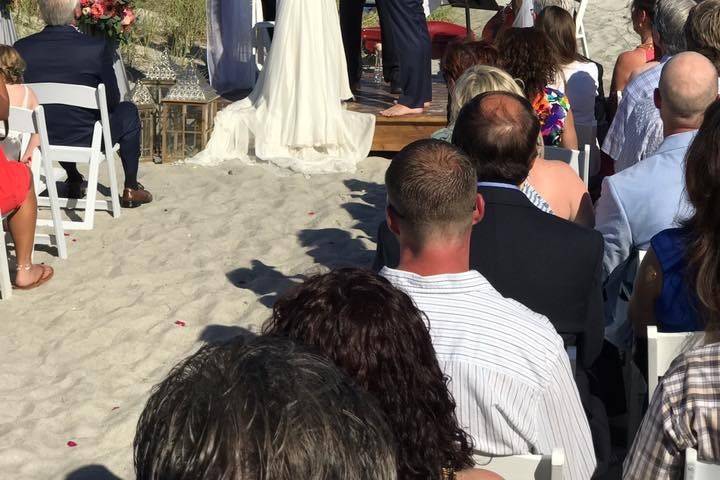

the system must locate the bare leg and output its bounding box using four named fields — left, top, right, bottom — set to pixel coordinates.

left=380, top=104, right=424, bottom=117
left=6, top=179, right=53, bottom=288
